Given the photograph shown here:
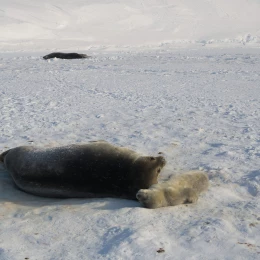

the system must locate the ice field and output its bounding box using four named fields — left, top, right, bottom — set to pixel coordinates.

left=0, top=1, right=260, bottom=259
